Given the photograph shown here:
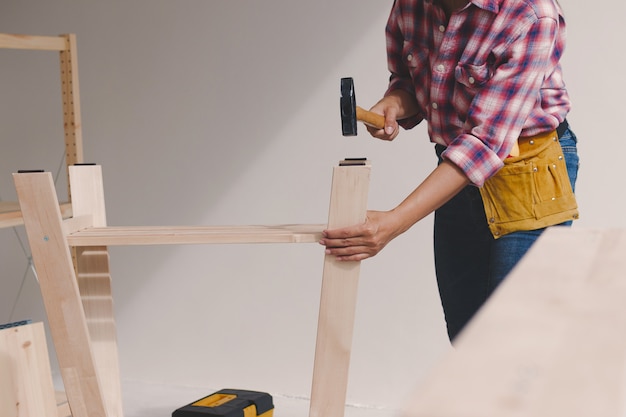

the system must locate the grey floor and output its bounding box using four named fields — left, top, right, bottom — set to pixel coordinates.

left=55, top=377, right=399, bottom=417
